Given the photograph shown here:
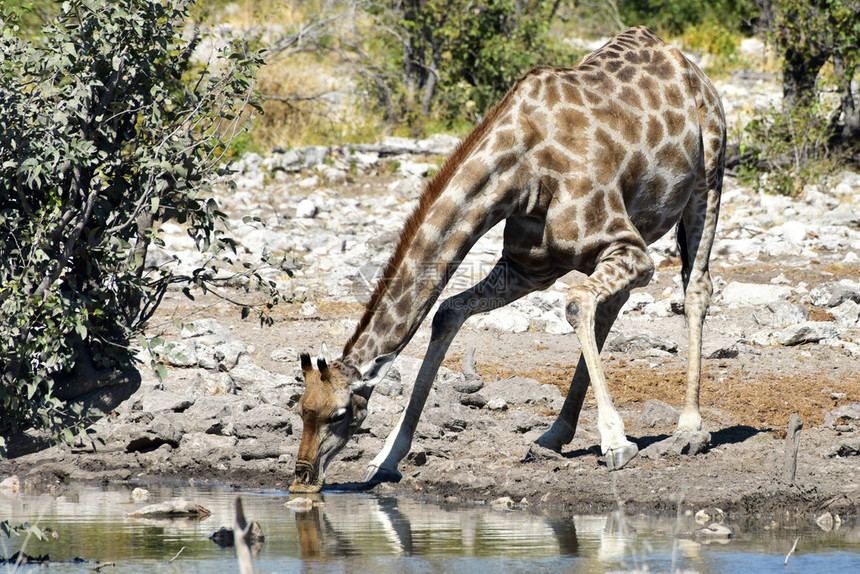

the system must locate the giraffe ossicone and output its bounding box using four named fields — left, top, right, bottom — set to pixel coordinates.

left=290, top=26, right=726, bottom=493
